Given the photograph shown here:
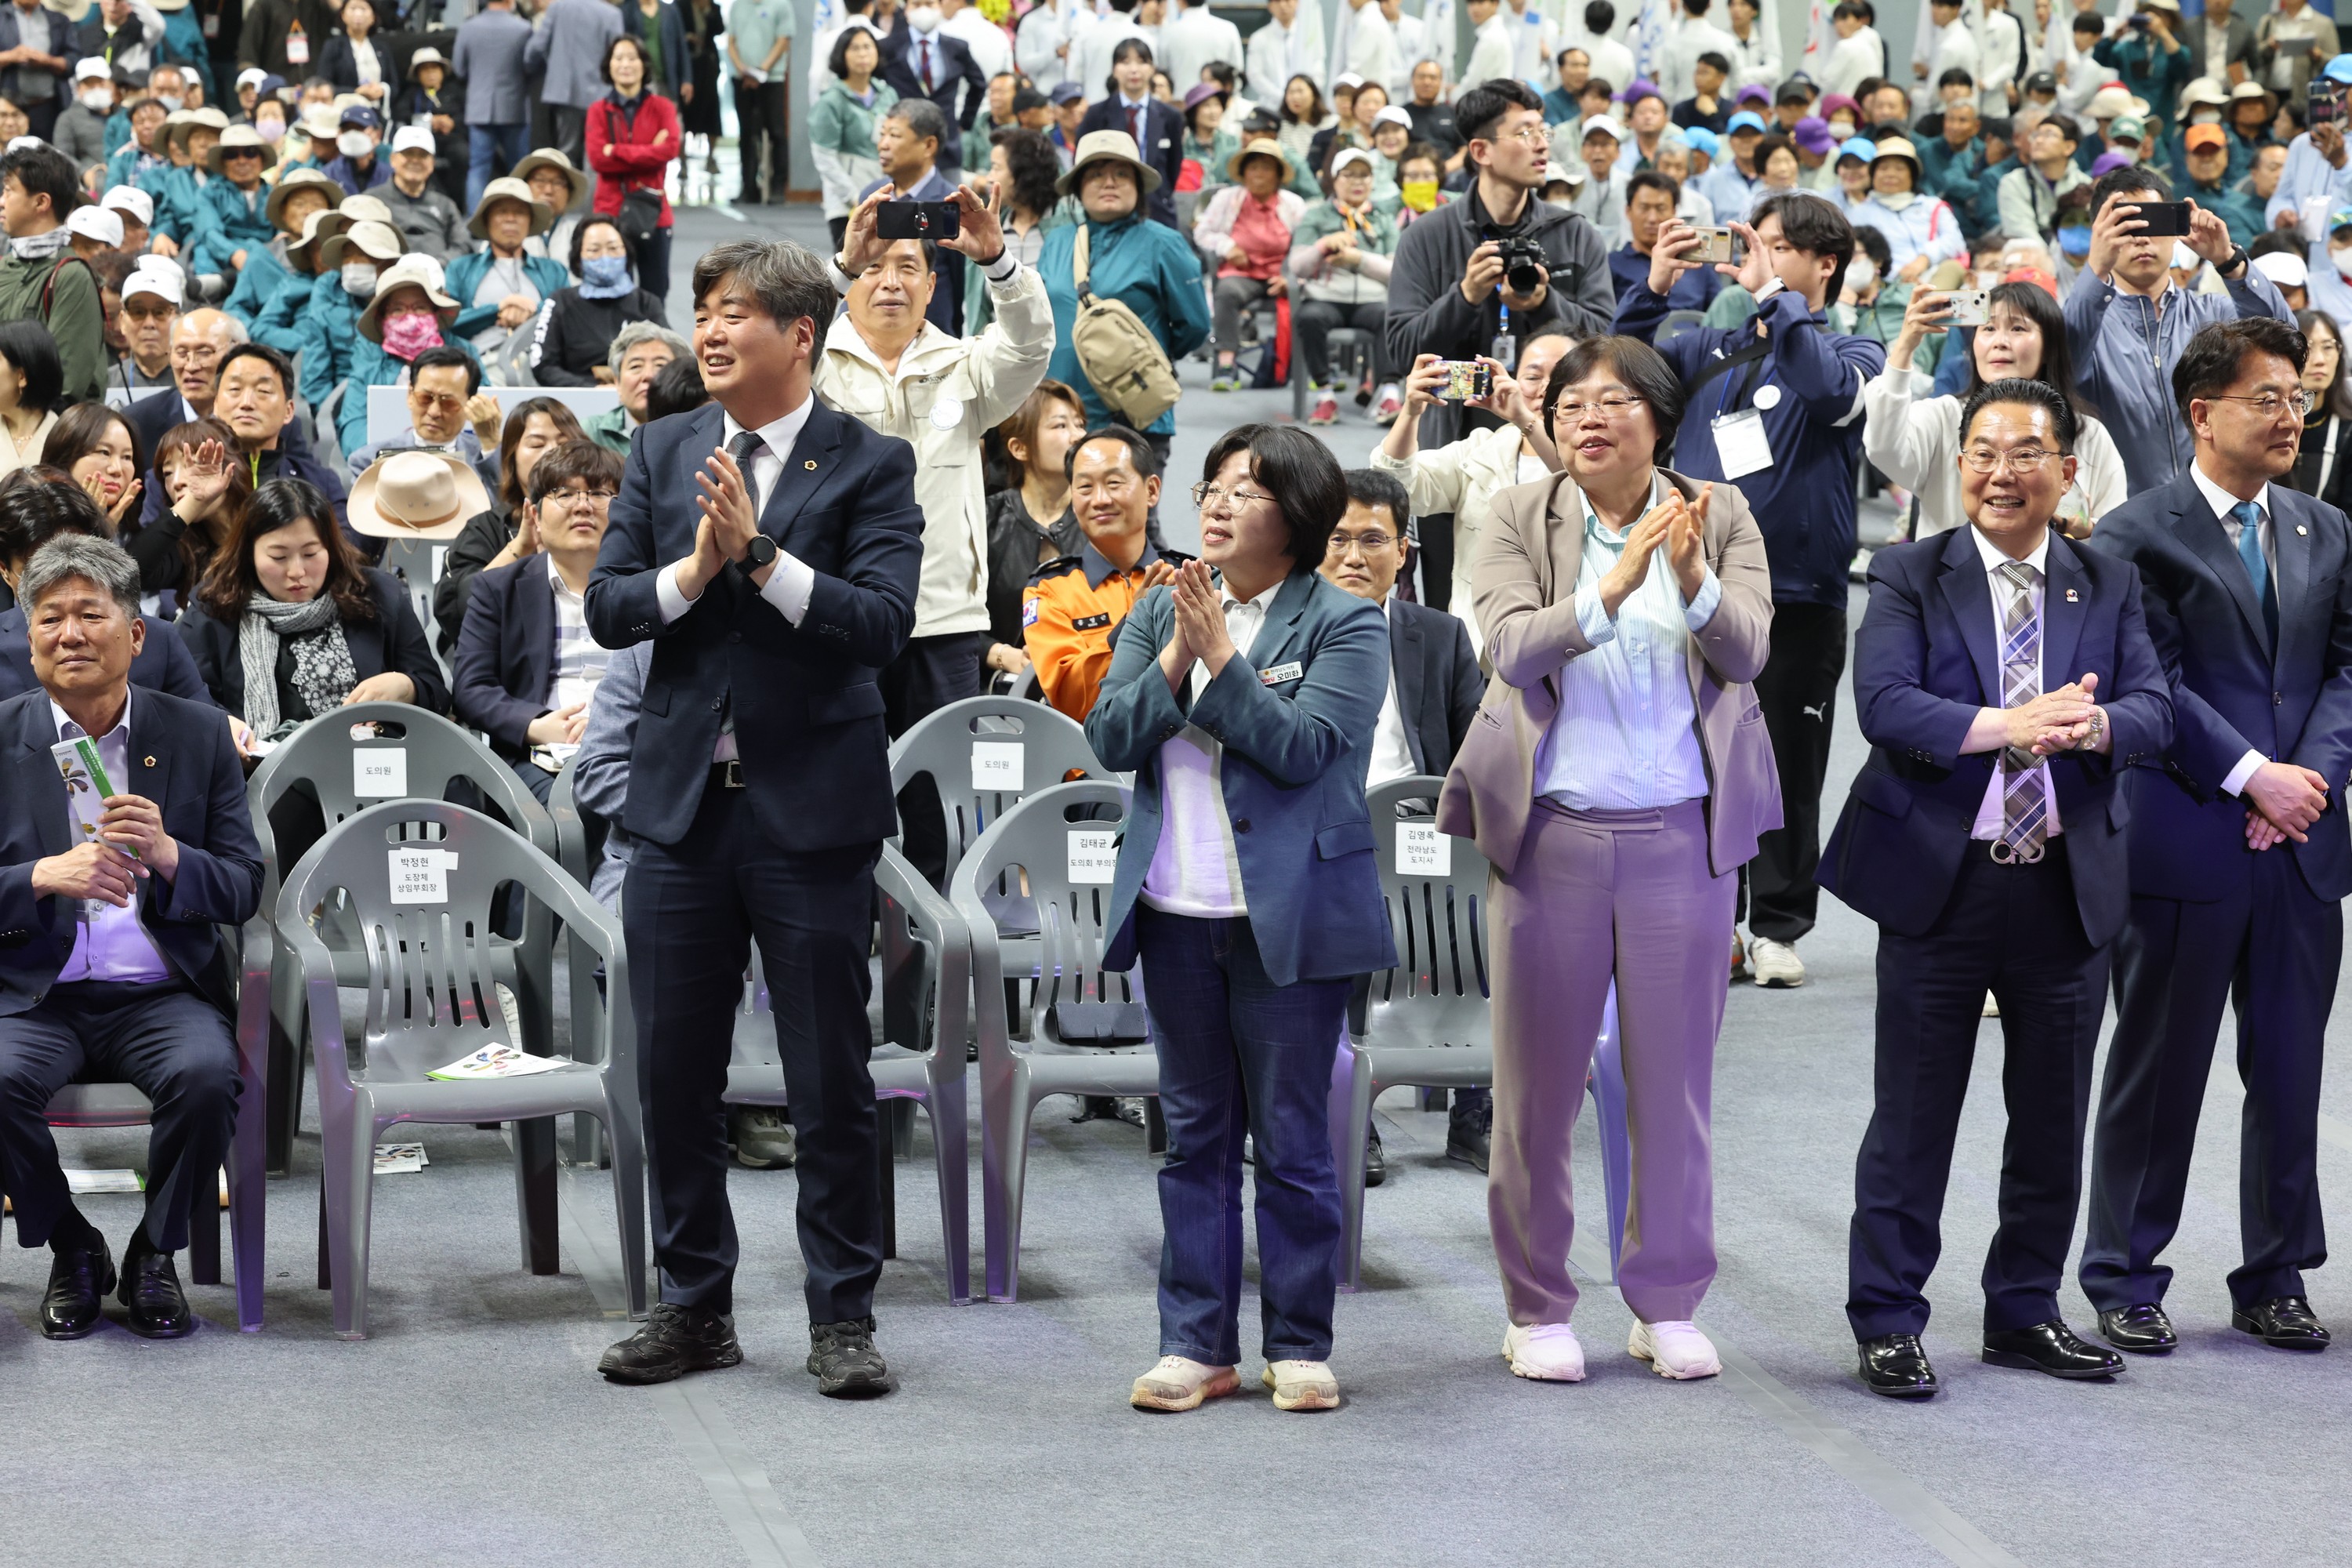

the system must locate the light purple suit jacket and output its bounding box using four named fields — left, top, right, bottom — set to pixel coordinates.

left=1436, top=466, right=1783, bottom=879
